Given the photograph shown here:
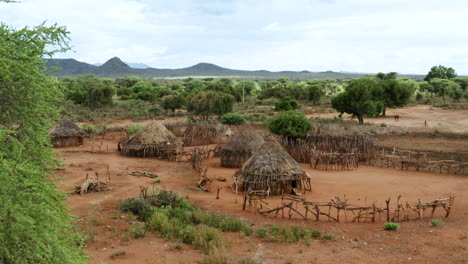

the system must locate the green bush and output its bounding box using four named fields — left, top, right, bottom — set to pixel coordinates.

left=431, top=219, right=440, bottom=227
left=146, top=211, right=170, bottom=232
left=120, top=198, right=153, bottom=221
left=220, top=113, right=246, bottom=125
left=322, top=233, right=336, bottom=240
left=82, top=124, right=98, bottom=134
left=384, top=222, right=400, bottom=231
left=127, top=124, right=143, bottom=135
left=256, top=228, right=268, bottom=238
left=310, top=230, right=321, bottom=238
left=274, top=96, right=300, bottom=111
left=245, top=113, right=267, bottom=123
left=268, top=111, right=311, bottom=138
left=181, top=225, right=196, bottom=244
left=193, top=225, right=224, bottom=254
left=132, top=222, right=146, bottom=238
